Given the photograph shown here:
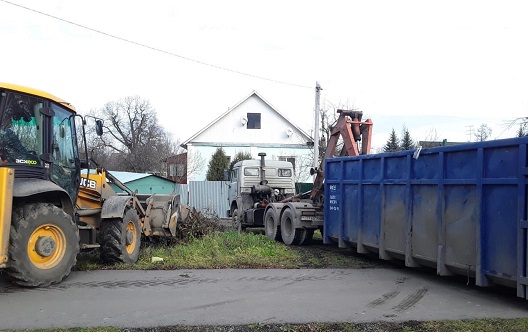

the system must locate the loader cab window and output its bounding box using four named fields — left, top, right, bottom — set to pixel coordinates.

left=0, top=92, right=43, bottom=166
left=51, top=104, right=79, bottom=200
